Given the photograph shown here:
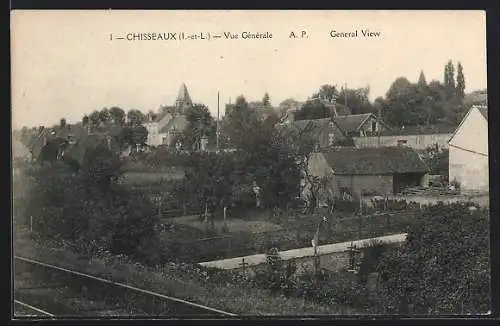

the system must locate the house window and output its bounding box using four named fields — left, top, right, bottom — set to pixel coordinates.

left=372, top=122, right=377, bottom=132
left=397, top=139, right=408, bottom=146
left=328, top=133, right=335, bottom=146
